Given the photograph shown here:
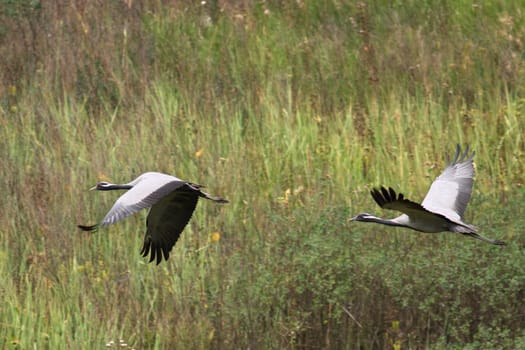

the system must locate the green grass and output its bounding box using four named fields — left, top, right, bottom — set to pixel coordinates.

left=1, top=1, right=525, bottom=349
